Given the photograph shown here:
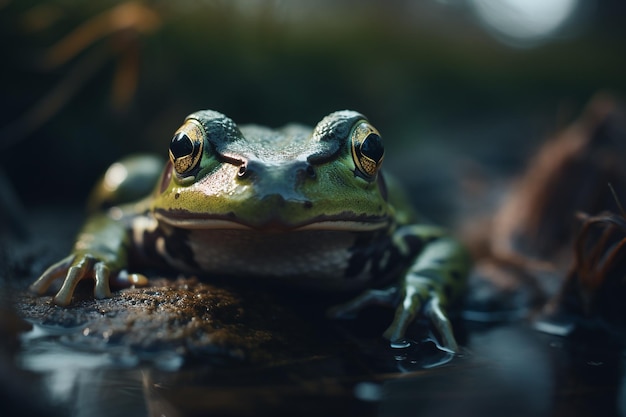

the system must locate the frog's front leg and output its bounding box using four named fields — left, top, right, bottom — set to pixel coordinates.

left=386, top=228, right=469, bottom=352
left=29, top=210, right=146, bottom=306
left=333, top=225, right=470, bottom=352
